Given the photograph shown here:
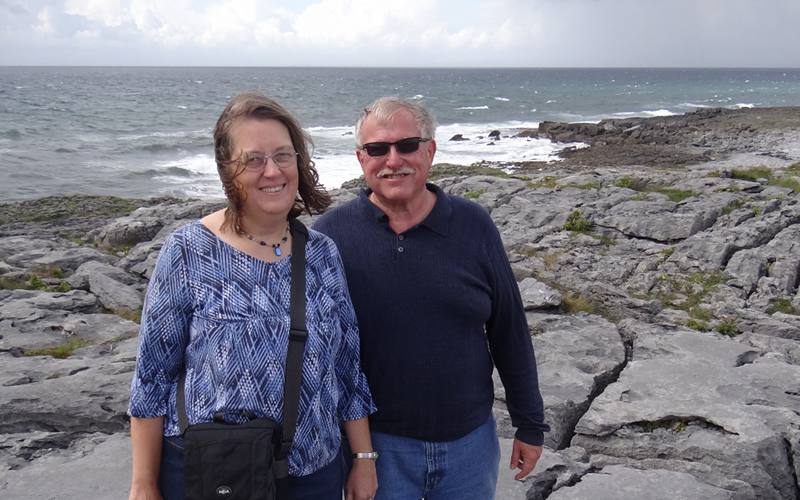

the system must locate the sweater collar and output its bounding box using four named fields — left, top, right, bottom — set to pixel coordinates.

left=358, top=183, right=451, bottom=236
